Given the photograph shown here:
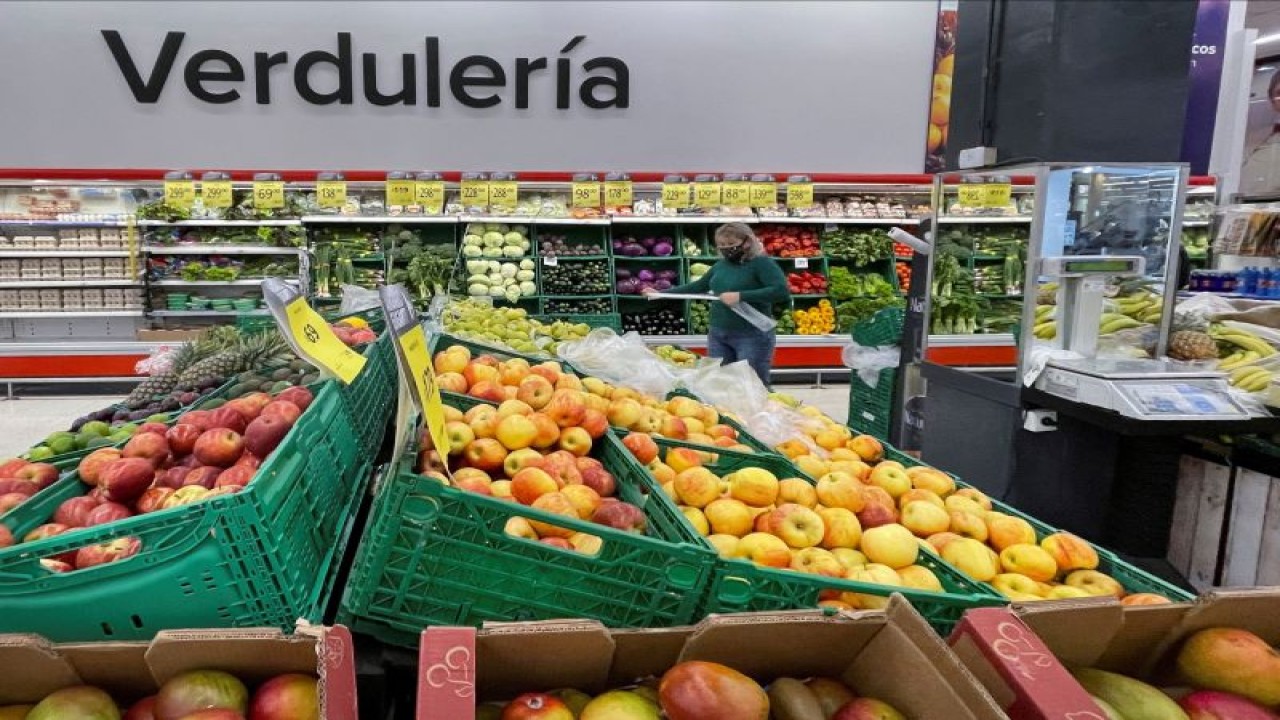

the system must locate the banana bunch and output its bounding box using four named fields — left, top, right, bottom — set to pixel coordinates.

left=1210, top=325, right=1277, bottom=358
left=1099, top=312, right=1142, bottom=335
left=1229, top=364, right=1274, bottom=392
left=1033, top=305, right=1056, bottom=339
left=1112, top=293, right=1163, bottom=323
